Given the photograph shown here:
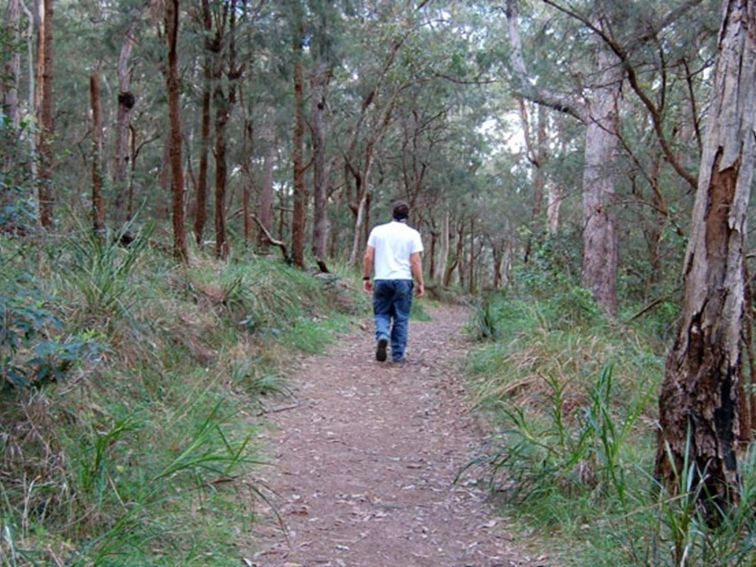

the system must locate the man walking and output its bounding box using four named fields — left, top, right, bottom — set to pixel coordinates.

left=363, top=200, right=425, bottom=363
